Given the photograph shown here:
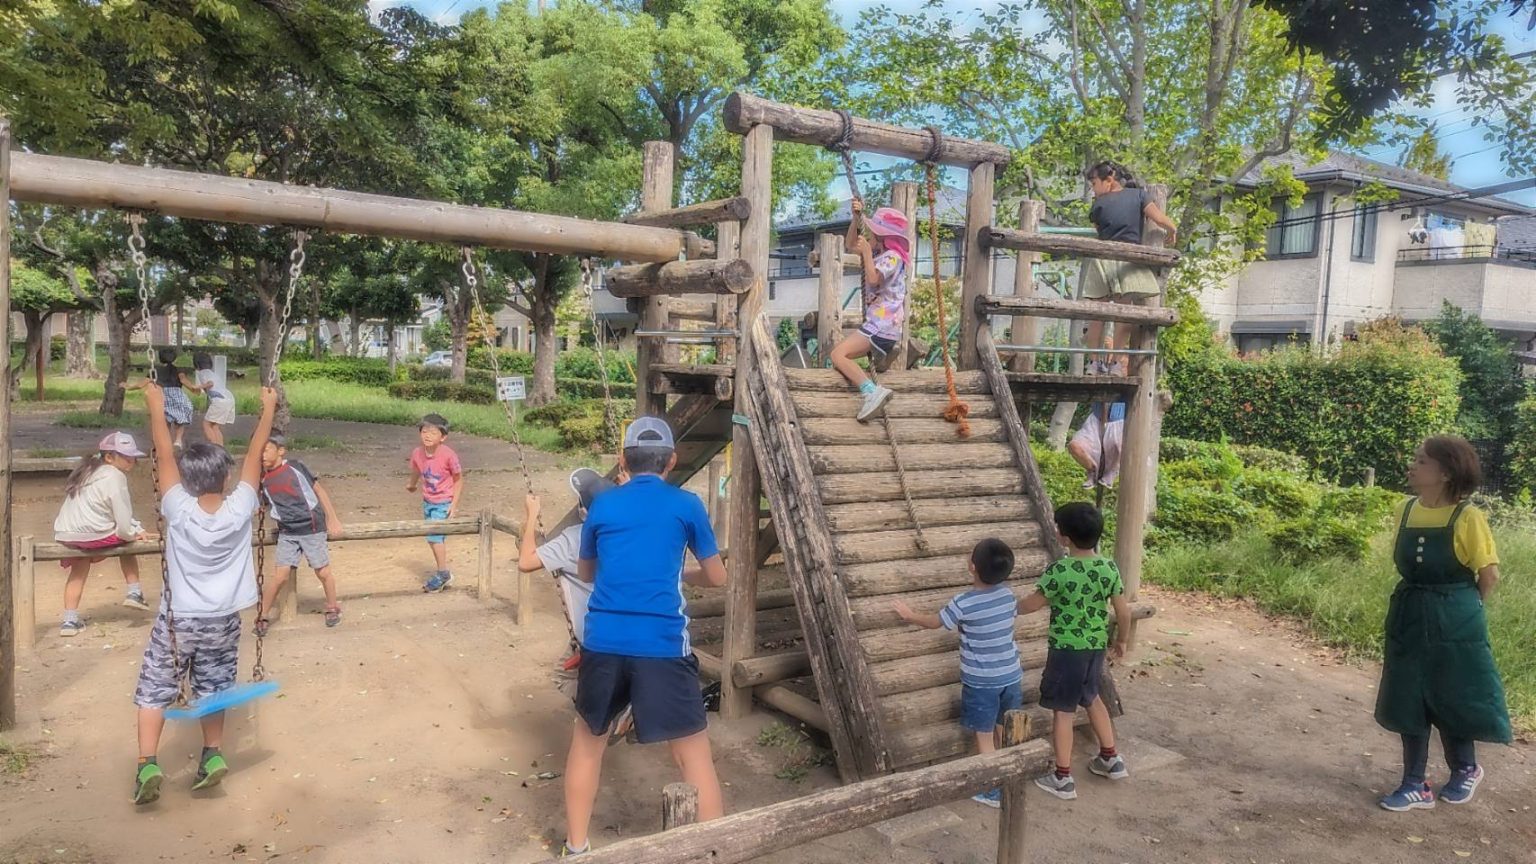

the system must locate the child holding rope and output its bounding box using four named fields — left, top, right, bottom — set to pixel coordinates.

left=123, top=347, right=198, bottom=450
left=1080, top=161, right=1177, bottom=367
left=255, top=434, right=345, bottom=634
left=52, top=432, right=156, bottom=635
left=519, top=468, right=617, bottom=652
left=1375, top=436, right=1509, bottom=812
left=407, top=413, right=463, bottom=593
left=132, top=383, right=278, bottom=805
left=560, top=418, right=727, bottom=856
left=829, top=201, right=911, bottom=422
left=191, top=351, right=236, bottom=446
